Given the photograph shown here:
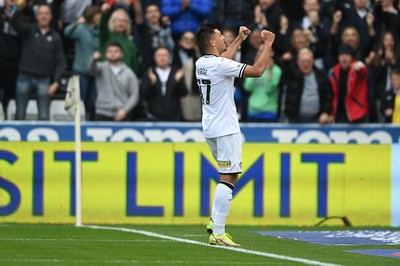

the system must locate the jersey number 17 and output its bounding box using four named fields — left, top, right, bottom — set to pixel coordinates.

left=197, top=79, right=211, bottom=105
